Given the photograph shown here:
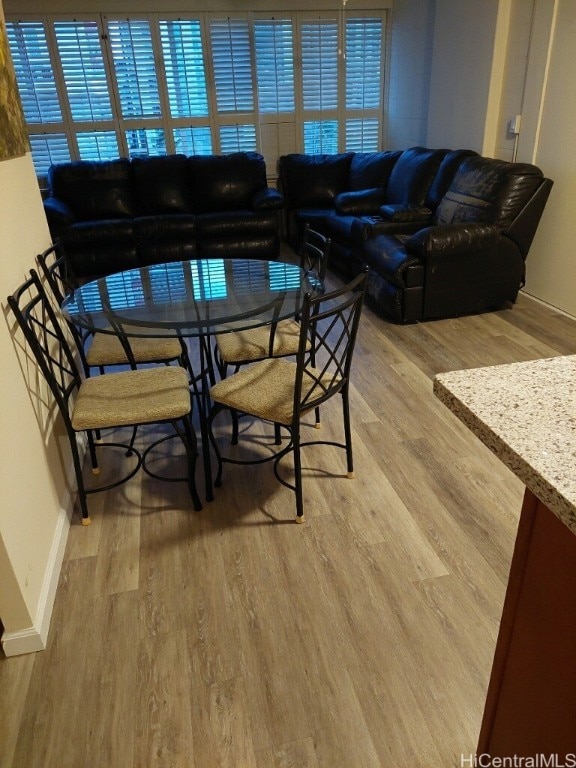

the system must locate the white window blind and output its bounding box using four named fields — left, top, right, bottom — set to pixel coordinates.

left=107, top=19, right=160, bottom=119
left=173, top=127, right=213, bottom=156
left=159, top=19, right=209, bottom=119
left=210, top=18, right=254, bottom=113
left=345, top=118, right=379, bottom=152
left=29, top=134, right=71, bottom=174
left=345, top=17, right=382, bottom=110
left=7, top=21, right=62, bottom=123
left=301, top=18, right=339, bottom=112
left=254, top=19, right=294, bottom=113
left=54, top=20, right=112, bottom=122
left=219, top=124, right=257, bottom=154
left=77, top=131, right=119, bottom=161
